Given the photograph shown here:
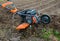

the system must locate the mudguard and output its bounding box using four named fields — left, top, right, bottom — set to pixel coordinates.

left=16, top=23, right=29, bottom=30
